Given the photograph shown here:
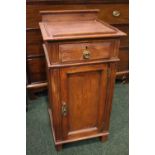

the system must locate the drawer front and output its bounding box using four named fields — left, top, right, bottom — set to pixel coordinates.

left=59, top=40, right=115, bottom=63
left=114, top=24, right=129, bottom=48
left=27, top=43, right=44, bottom=56
left=27, top=57, right=46, bottom=83
left=27, top=4, right=128, bottom=28
left=98, top=4, right=128, bottom=25
left=26, top=29, right=42, bottom=44
left=27, top=29, right=44, bottom=56
left=117, top=48, right=129, bottom=72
